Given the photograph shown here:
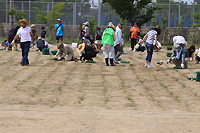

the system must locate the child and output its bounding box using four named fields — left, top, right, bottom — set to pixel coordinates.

left=194, top=48, right=200, bottom=64
left=143, top=25, right=161, bottom=68
left=134, top=36, right=145, bottom=52
left=41, top=27, right=46, bottom=40
left=153, top=40, right=162, bottom=52
left=94, top=27, right=102, bottom=51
